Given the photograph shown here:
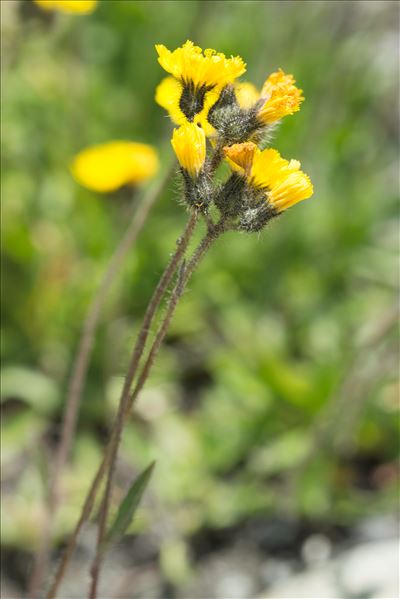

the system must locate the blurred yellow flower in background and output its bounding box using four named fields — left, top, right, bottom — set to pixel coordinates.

left=71, top=141, right=159, bottom=193
left=33, top=0, right=97, bottom=14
